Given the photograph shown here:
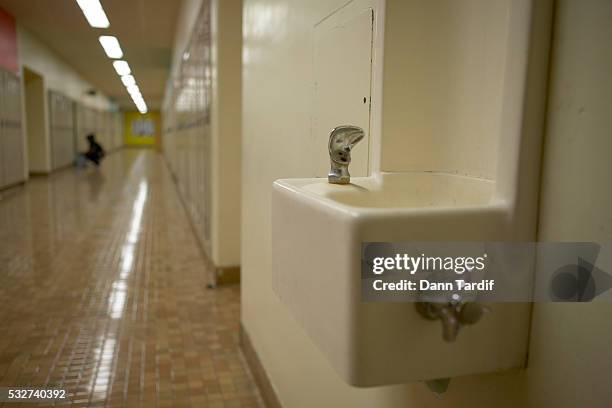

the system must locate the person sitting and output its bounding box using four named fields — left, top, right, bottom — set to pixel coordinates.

left=84, top=134, right=105, bottom=166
